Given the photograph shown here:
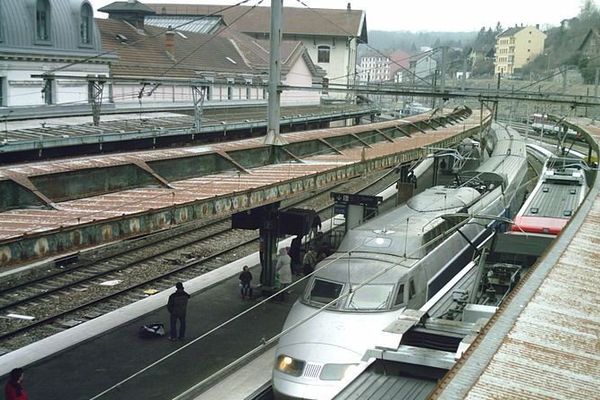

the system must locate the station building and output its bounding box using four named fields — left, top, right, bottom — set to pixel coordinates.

left=0, top=0, right=336, bottom=115
left=97, top=1, right=326, bottom=107
left=0, top=0, right=114, bottom=108
left=143, top=1, right=368, bottom=99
